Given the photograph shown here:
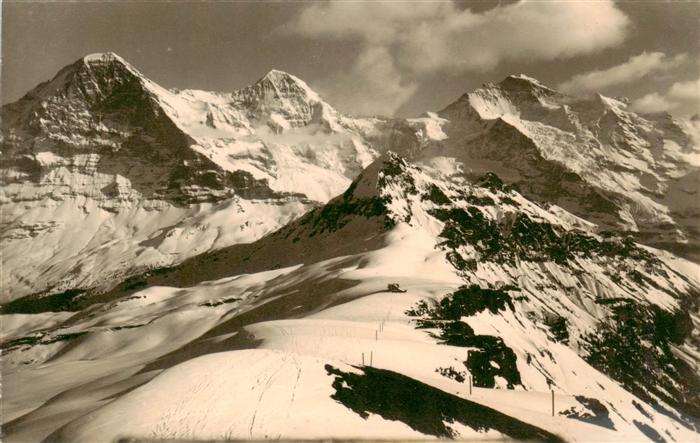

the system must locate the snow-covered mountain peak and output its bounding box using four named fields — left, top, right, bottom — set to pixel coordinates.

left=592, top=92, right=629, bottom=111
left=43, top=52, right=153, bottom=102
left=452, top=75, right=561, bottom=121
left=0, top=55, right=393, bottom=300
left=499, top=74, right=552, bottom=90
left=506, top=73, right=542, bottom=82
left=82, top=51, right=131, bottom=68
left=492, top=75, right=561, bottom=101
left=229, top=68, right=338, bottom=130
left=256, top=68, right=321, bottom=100
left=431, top=71, right=700, bottom=260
